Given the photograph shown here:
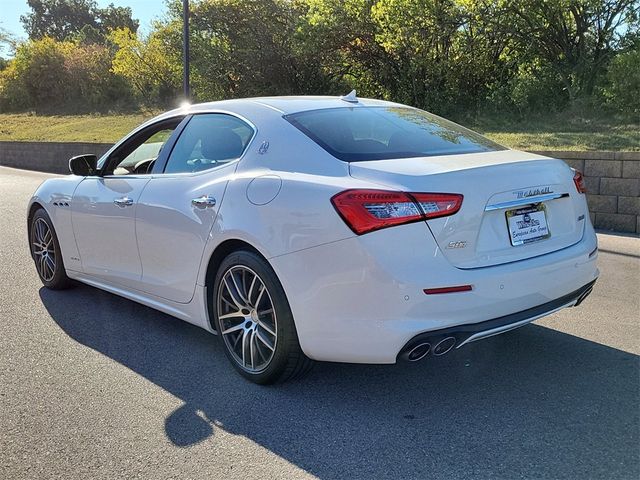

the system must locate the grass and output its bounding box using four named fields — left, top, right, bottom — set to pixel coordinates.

left=470, top=112, right=640, bottom=151
left=0, top=112, right=159, bottom=143
left=0, top=110, right=638, bottom=151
